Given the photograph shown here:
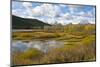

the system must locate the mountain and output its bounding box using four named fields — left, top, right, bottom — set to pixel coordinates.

left=12, top=15, right=51, bottom=29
